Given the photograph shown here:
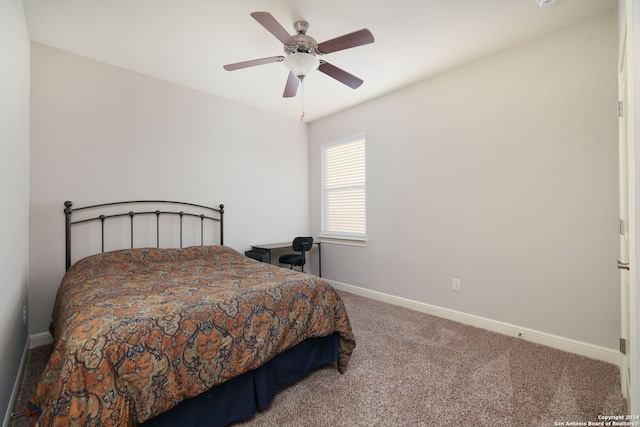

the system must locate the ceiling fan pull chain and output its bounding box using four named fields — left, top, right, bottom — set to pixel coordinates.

left=300, top=78, right=305, bottom=121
